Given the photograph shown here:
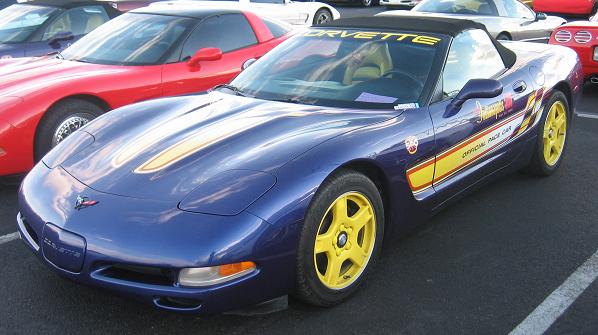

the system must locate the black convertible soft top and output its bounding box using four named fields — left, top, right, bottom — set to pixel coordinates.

left=318, top=16, right=517, bottom=68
